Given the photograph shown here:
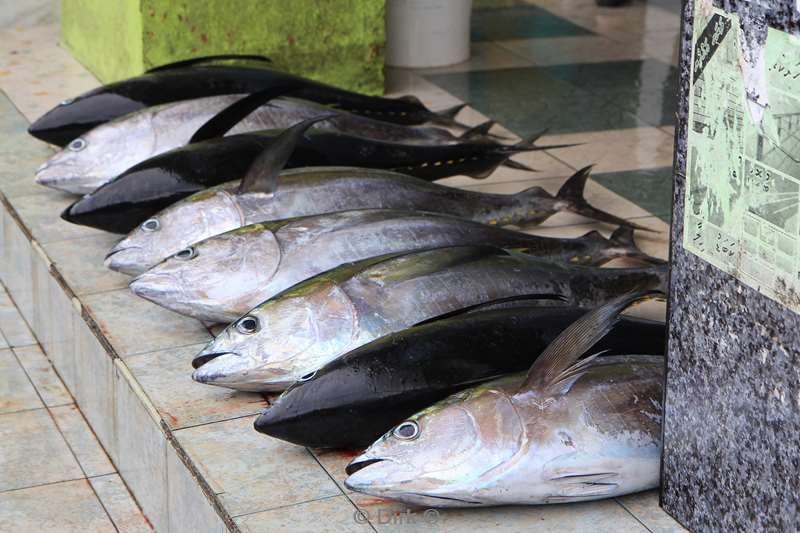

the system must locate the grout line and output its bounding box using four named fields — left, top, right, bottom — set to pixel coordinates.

left=229, top=493, right=348, bottom=520
left=0, top=277, right=142, bottom=530
left=0, top=404, right=49, bottom=417
left=108, top=338, right=213, bottom=362
left=8, top=344, right=122, bottom=530
left=307, top=451, right=379, bottom=532
left=0, top=476, right=88, bottom=496
left=171, top=411, right=261, bottom=432
left=615, top=497, right=656, bottom=533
